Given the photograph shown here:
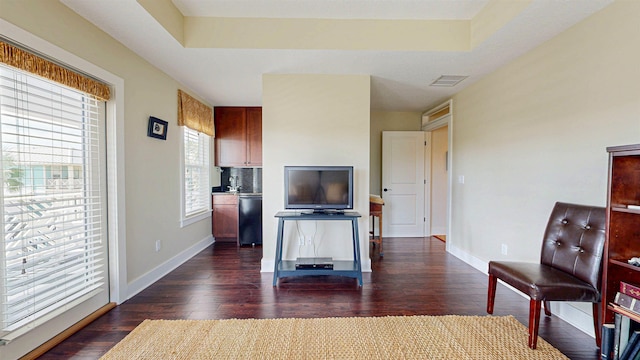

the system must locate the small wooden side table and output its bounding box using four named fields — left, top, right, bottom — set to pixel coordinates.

left=369, top=195, right=384, bottom=256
